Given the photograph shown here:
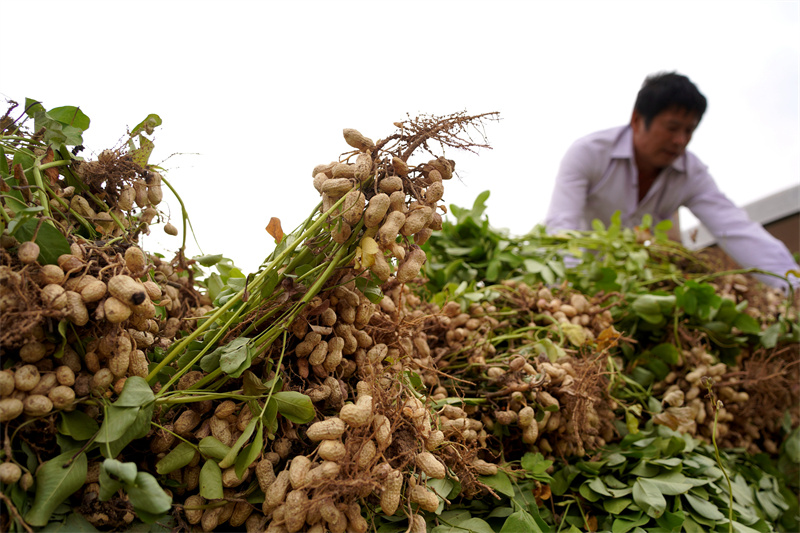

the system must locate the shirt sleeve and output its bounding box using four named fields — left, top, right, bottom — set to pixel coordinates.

left=544, top=139, right=597, bottom=233
left=684, top=167, right=799, bottom=290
